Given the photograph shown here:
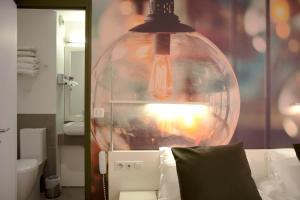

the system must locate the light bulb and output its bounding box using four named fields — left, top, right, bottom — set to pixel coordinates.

left=148, top=34, right=173, bottom=100
left=148, top=54, right=173, bottom=99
